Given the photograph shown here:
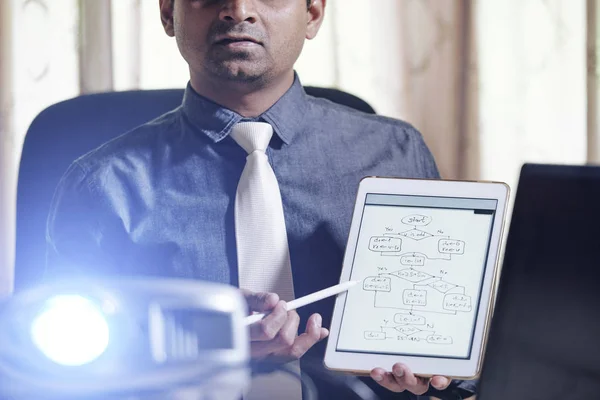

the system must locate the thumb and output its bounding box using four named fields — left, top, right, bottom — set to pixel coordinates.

left=431, top=376, right=451, bottom=390
left=243, top=290, right=279, bottom=312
